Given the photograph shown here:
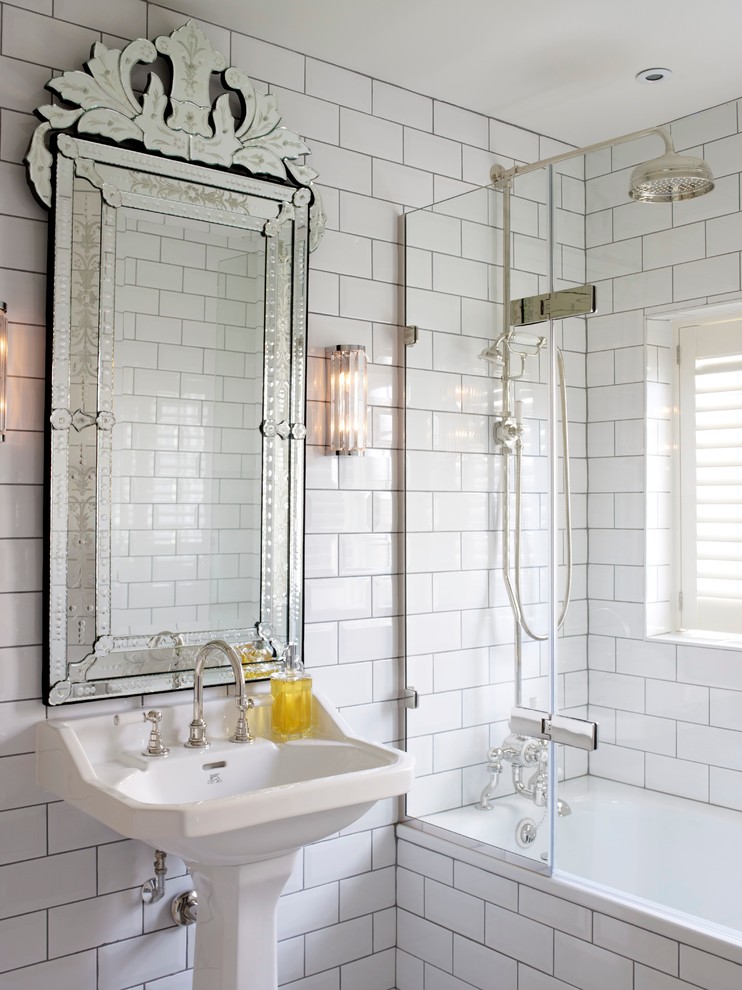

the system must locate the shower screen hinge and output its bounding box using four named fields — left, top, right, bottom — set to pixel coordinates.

left=403, top=687, right=419, bottom=709
left=510, top=284, right=596, bottom=327
left=404, top=325, right=419, bottom=346
left=510, top=706, right=598, bottom=751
